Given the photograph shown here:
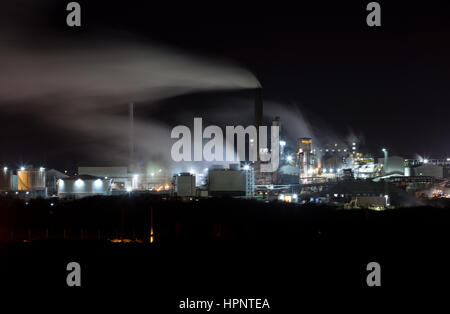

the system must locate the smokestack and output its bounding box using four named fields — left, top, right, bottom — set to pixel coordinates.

left=254, top=88, right=263, bottom=128
left=129, top=102, right=134, bottom=172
